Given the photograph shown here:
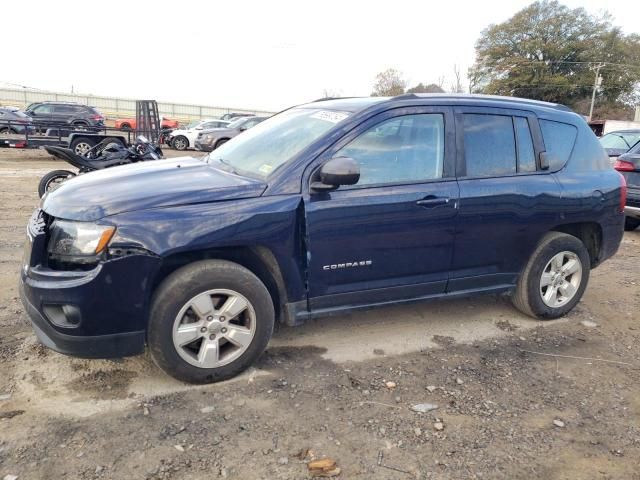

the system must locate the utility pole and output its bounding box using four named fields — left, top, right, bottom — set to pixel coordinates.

left=588, top=63, right=604, bottom=122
